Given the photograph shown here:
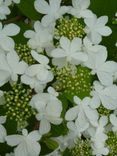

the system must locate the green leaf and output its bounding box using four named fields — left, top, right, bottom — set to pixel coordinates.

left=12, top=21, right=31, bottom=44
left=17, top=0, right=42, bottom=20
left=90, top=0, right=117, bottom=23
left=44, top=138, right=59, bottom=150
left=51, top=123, right=68, bottom=137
